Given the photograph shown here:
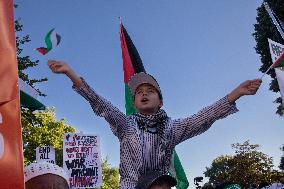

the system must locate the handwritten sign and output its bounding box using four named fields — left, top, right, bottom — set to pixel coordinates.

left=63, top=133, right=102, bottom=188
left=268, top=38, right=284, bottom=61
left=36, top=146, right=55, bottom=164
